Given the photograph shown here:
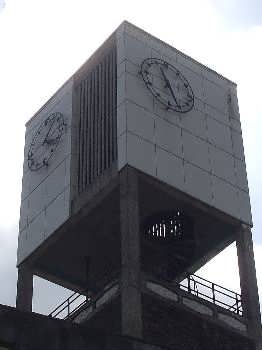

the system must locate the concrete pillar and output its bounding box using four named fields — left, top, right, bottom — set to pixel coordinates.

left=16, top=264, right=33, bottom=312
left=120, top=166, right=142, bottom=338
left=236, top=224, right=262, bottom=349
